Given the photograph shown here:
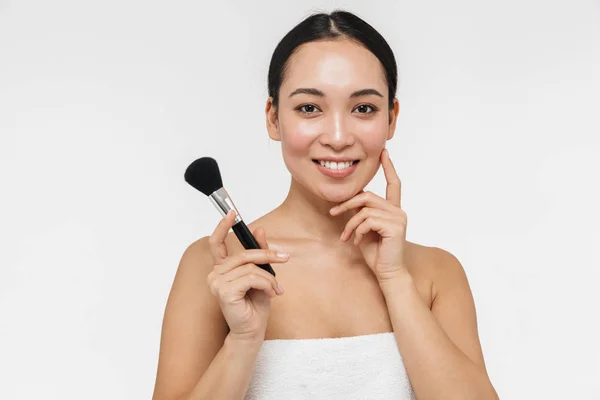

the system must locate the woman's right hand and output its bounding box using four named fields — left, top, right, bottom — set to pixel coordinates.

left=206, top=210, right=288, bottom=343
